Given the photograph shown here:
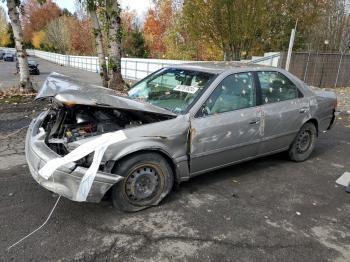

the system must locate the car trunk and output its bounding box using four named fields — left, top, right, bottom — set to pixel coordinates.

left=314, top=90, right=337, bottom=130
